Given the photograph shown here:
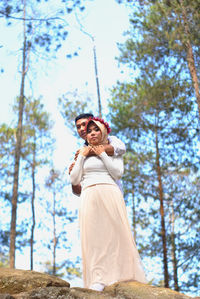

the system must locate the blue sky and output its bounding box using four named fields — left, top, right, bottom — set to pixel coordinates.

left=0, top=0, right=131, bottom=169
